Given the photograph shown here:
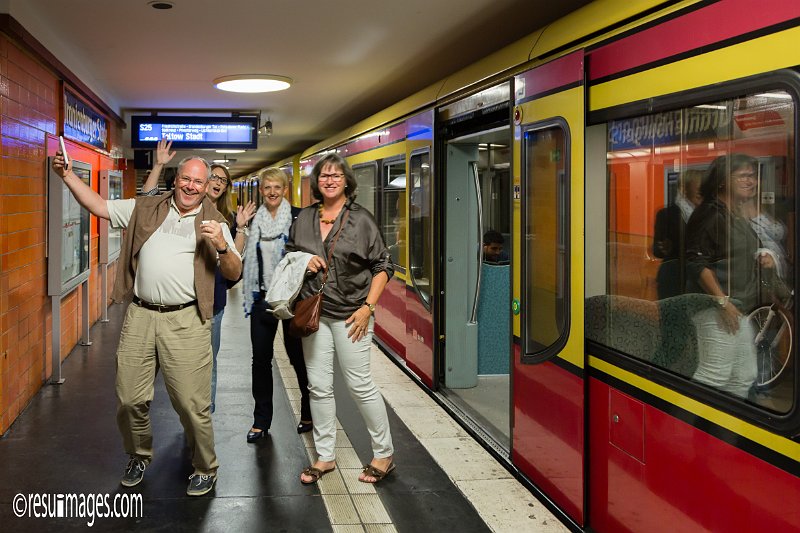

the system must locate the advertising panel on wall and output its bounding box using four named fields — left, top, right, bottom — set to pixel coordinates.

left=48, top=158, right=92, bottom=296
left=98, top=170, right=122, bottom=264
